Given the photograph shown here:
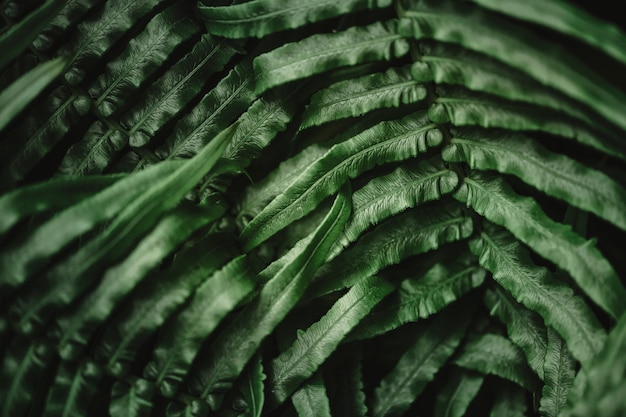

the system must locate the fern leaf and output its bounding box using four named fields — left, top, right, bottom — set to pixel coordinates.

left=326, top=346, right=368, bottom=417
left=453, top=333, right=539, bottom=392
left=457, top=171, right=626, bottom=319
left=270, top=275, right=394, bottom=404
left=0, top=57, right=67, bottom=132
left=372, top=300, right=475, bottom=417
left=0, top=160, right=182, bottom=291
left=0, top=173, right=123, bottom=237
left=331, top=158, right=458, bottom=257
left=434, top=368, right=484, bottom=417
left=185, top=186, right=351, bottom=412
left=0, top=0, right=66, bottom=70
left=352, top=256, right=485, bottom=340
left=42, top=360, right=103, bottom=417
left=197, top=0, right=391, bottom=38
left=312, top=203, right=473, bottom=296
left=240, top=112, right=443, bottom=250
left=539, top=328, right=575, bottom=417
left=253, top=20, right=409, bottom=93
left=442, top=128, right=626, bottom=231
left=109, top=380, right=154, bottom=417
left=88, top=4, right=199, bottom=117
left=470, top=225, right=606, bottom=367
left=238, top=355, right=266, bottom=417
left=156, top=62, right=256, bottom=161
left=301, top=66, right=427, bottom=129
left=398, top=0, right=626, bottom=132
left=0, top=340, right=57, bottom=417
left=291, top=371, right=332, bottom=417
left=93, top=232, right=238, bottom=376
left=430, top=87, right=626, bottom=160
left=60, top=0, right=164, bottom=85
left=121, top=34, right=237, bottom=148
left=484, top=287, right=548, bottom=380
left=471, top=0, right=626, bottom=66
left=8, top=124, right=237, bottom=333
left=144, top=255, right=257, bottom=398
left=33, top=0, right=102, bottom=52
left=53, top=204, right=220, bottom=360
